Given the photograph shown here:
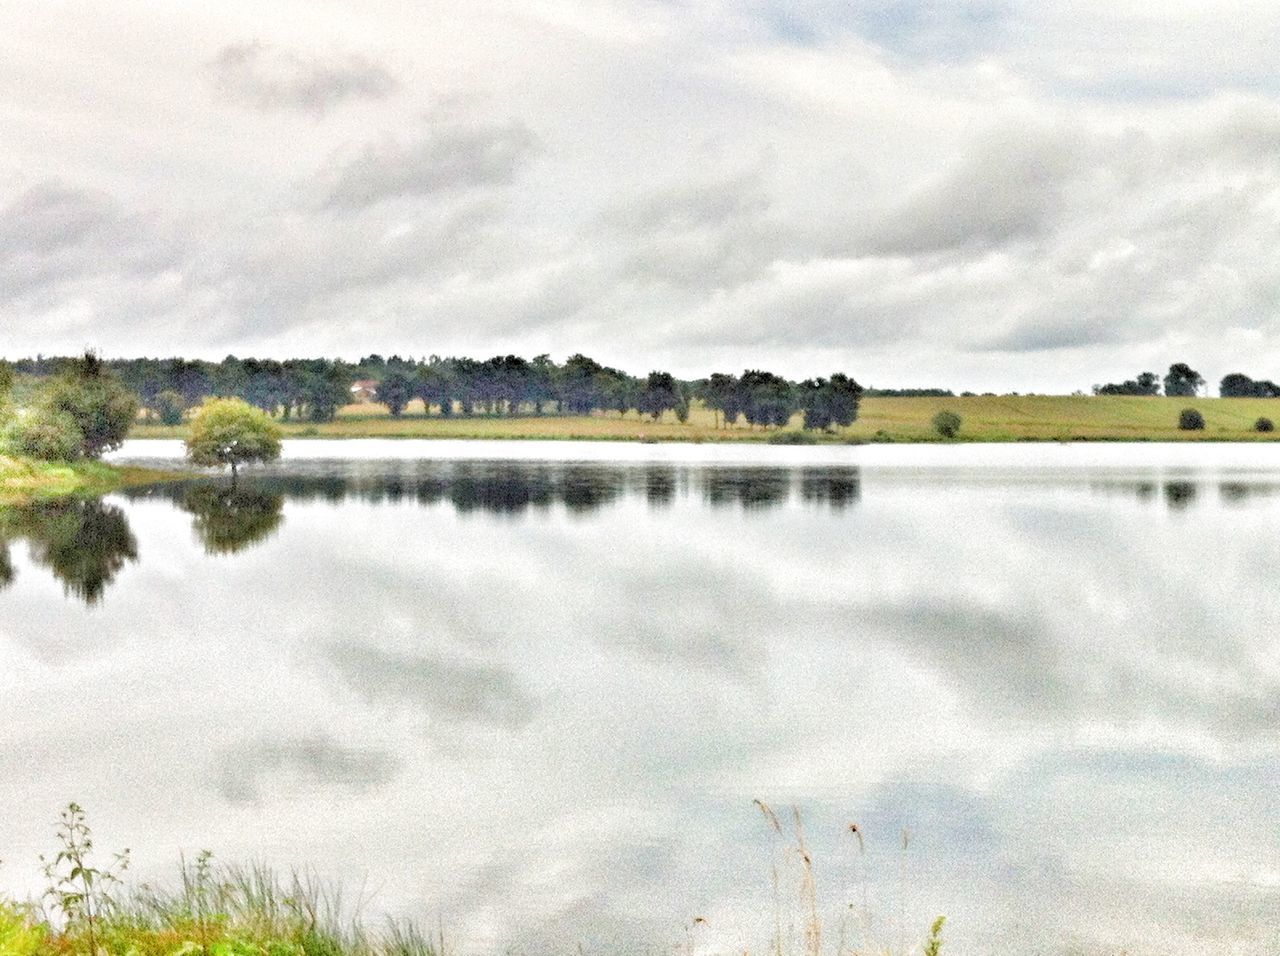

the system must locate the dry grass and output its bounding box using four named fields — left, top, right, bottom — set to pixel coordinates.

left=751, top=801, right=944, bottom=956
left=128, top=395, right=1280, bottom=443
